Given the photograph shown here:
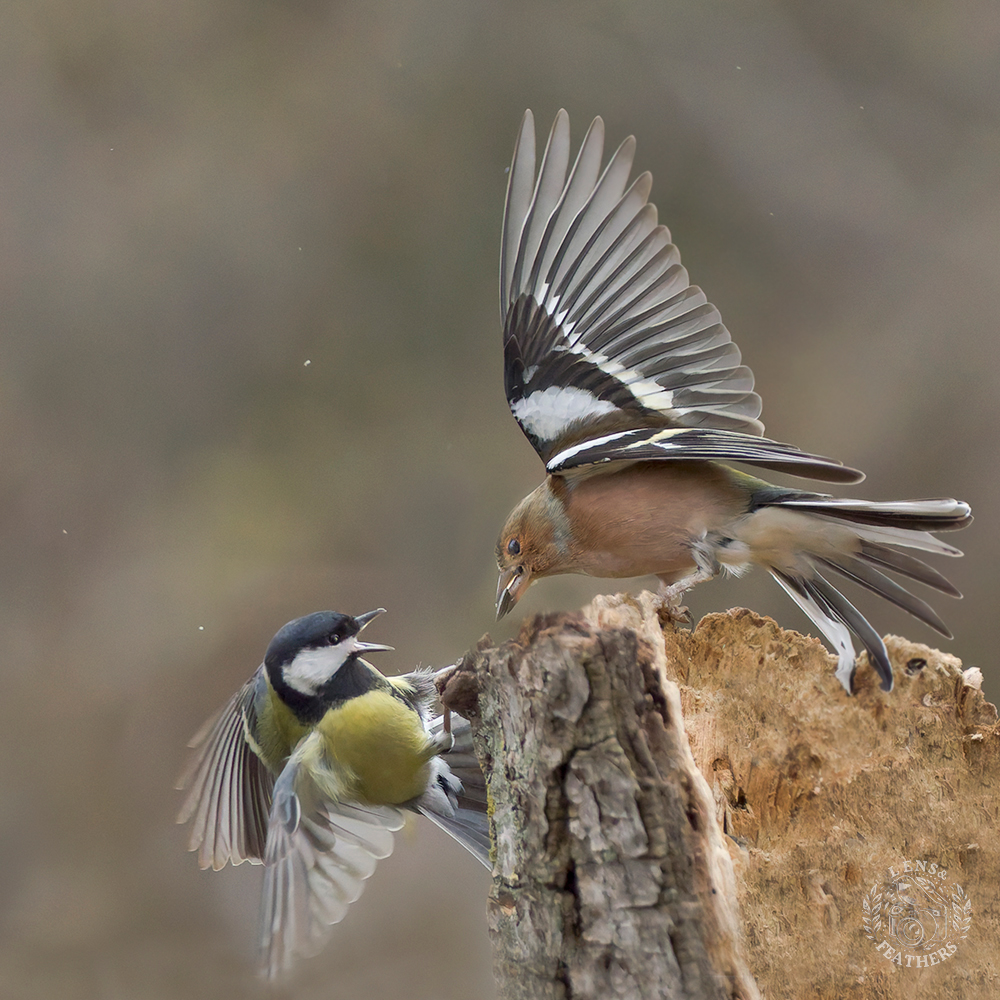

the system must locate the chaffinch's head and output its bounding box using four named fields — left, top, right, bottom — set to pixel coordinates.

left=495, top=481, right=567, bottom=619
